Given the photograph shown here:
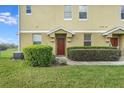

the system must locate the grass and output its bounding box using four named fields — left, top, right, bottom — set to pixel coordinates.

left=0, top=48, right=124, bottom=88
left=0, top=48, right=17, bottom=58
